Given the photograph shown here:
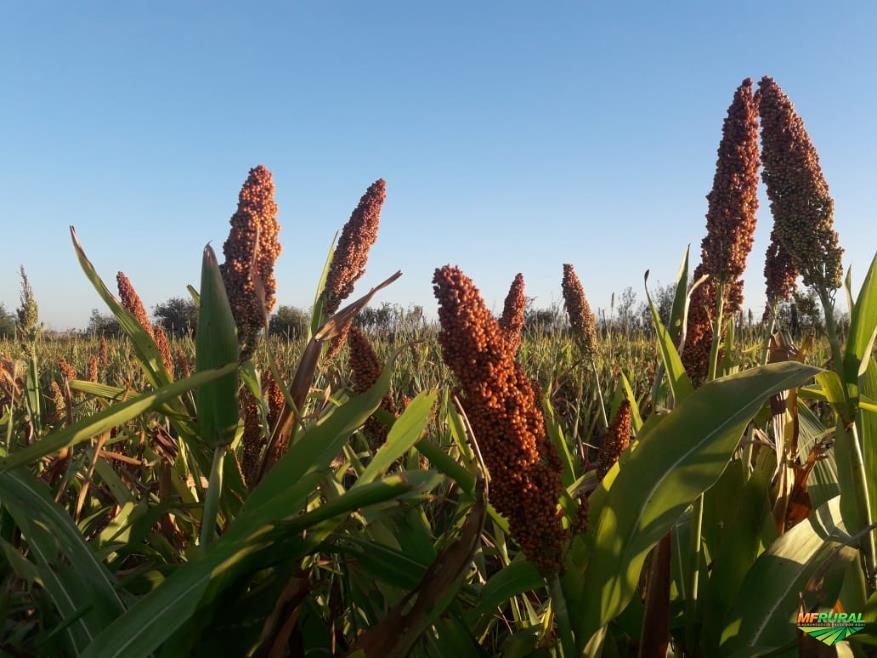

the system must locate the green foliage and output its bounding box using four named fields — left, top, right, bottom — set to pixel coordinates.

left=268, top=304, right=310, bottom=339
